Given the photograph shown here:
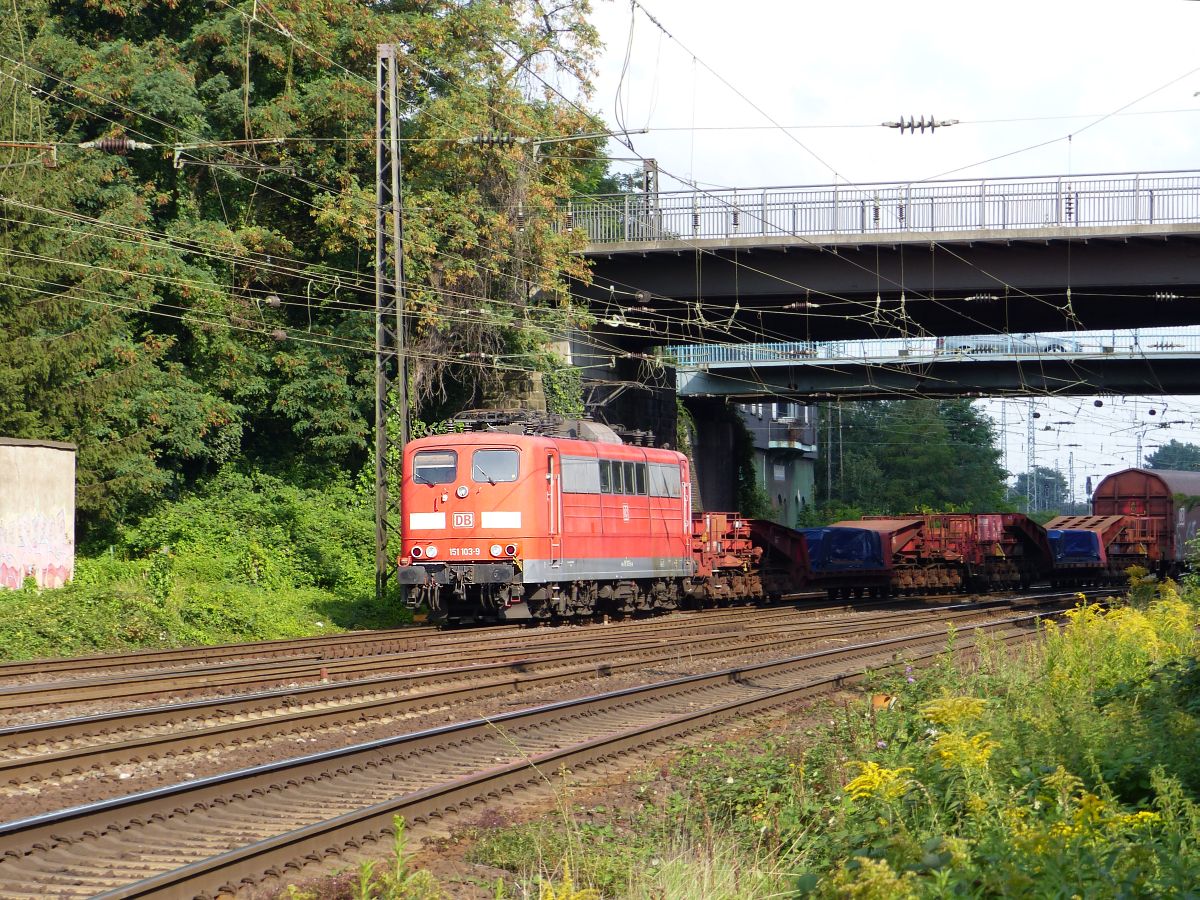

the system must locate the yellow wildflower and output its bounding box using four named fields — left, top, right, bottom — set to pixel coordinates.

left=538, top=862, right=599, bottom=900
left=831, top=857, right=919, bottom=899
left=1063, top=602, right=1104, bottom=628
left=929, top=731, right=999, bottom=770
left=1108, top=810, right=1160, bottom=831
left=1074, top=791, right=1108, bottom=827
left=844, top=761, right=915, bottom=802
left=1048, top=821, right=1081, bottom=840
left=1041, top=765, right=1084, bottom=803
left=920, top=696, right=988, bottom=728
left=966, top=793, right=988, bottom=816
left=941, top=835, right=971, bottom=867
